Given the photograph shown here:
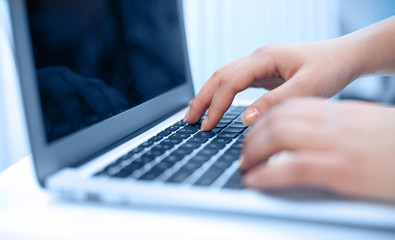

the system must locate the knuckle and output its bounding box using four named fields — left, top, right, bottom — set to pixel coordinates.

left=219, top=74, right=232, bottom=86
left=266, top=108, right=286, bottom=126
left=263, top=92, right=281, bottom=109
left=253, top=46, right=269, bottom=56
left=253, top=44, right=280, bottom=56
left=189, top=99, right=200, bottom=110
left=267, top=122, right=287, bottom=146
left=288, top=161, right=311, bottom=181
left=279, top=98, right=301, bottom=110
left=211, top=70, right=224, bottom=80
left=218, top=74, right=236, bottom=94
left=326, top=160, right=350, bottom=192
